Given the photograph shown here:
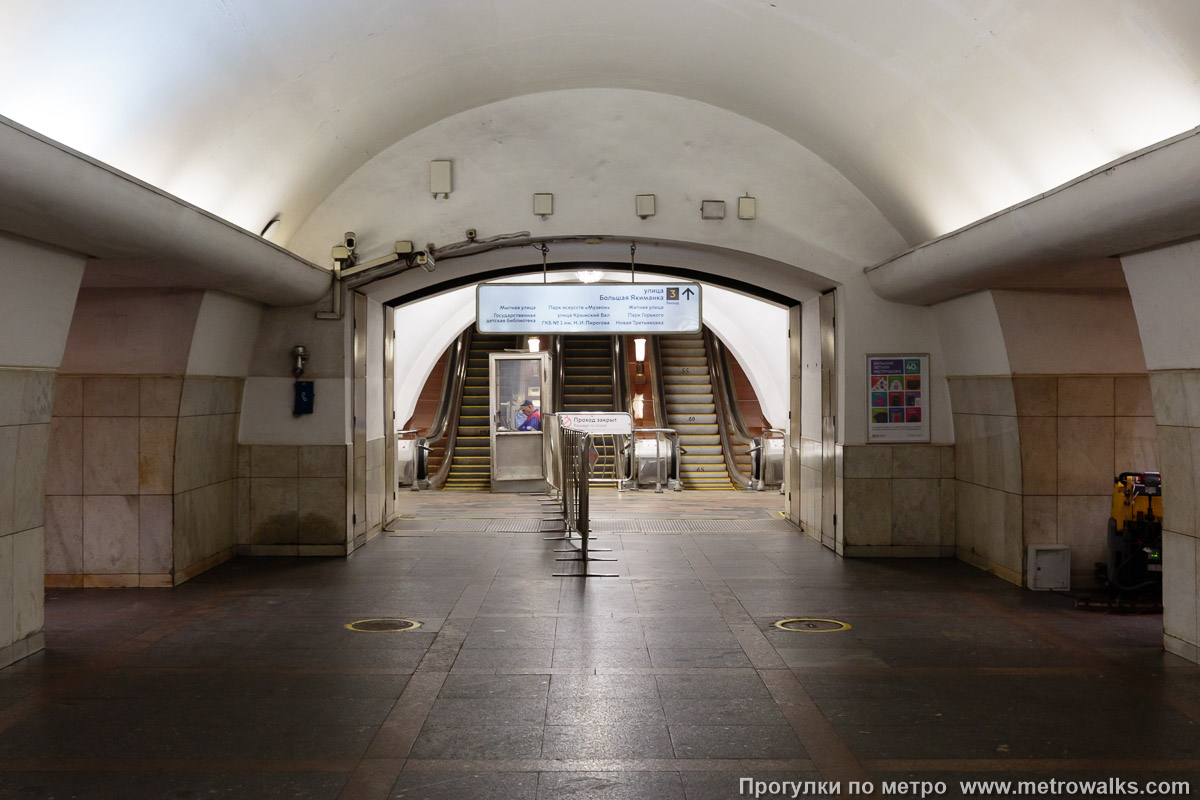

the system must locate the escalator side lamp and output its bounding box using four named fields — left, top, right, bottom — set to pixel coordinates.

left=293, top=380, right=315, bottom=416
